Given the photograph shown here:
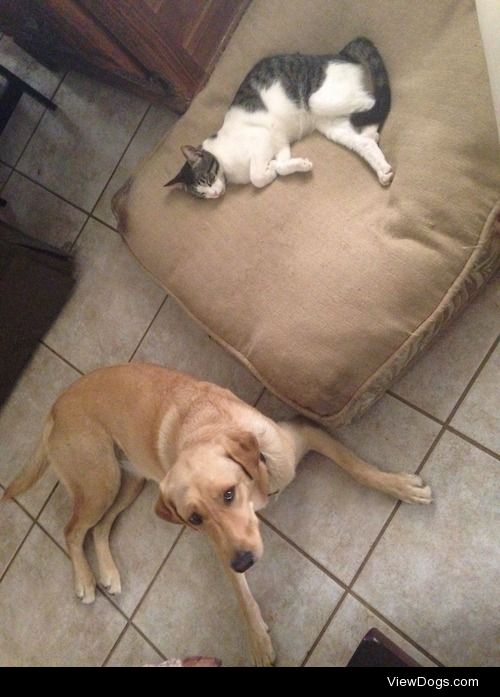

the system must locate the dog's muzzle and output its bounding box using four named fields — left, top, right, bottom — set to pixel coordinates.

left=231, top=550, right=255, bottom=573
